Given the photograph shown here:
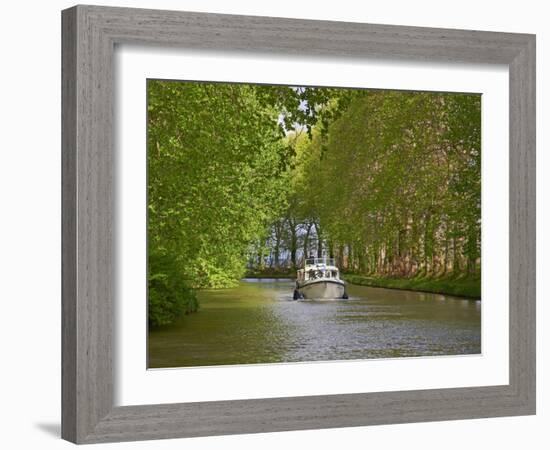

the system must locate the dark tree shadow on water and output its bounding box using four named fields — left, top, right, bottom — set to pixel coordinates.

left=35, top=422, right=61, bottom=438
